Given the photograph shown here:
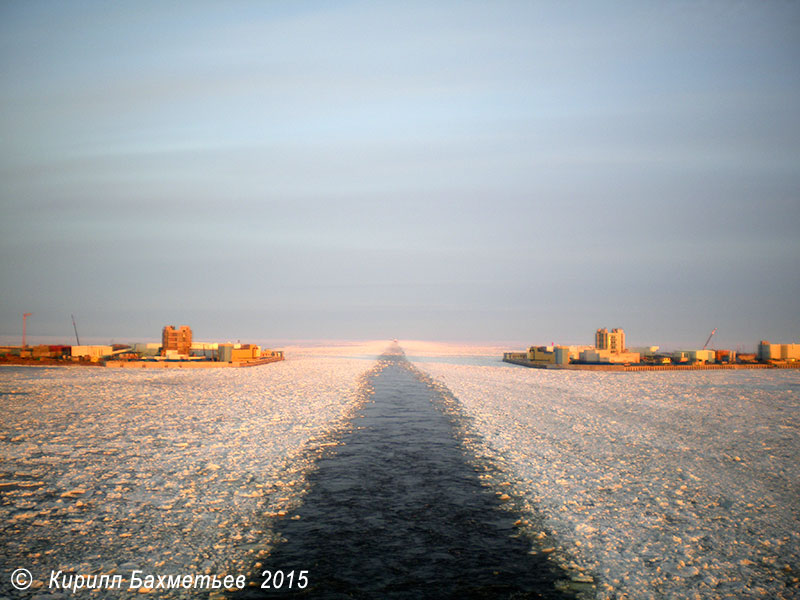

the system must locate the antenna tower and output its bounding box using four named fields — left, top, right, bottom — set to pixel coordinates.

left=71, top=314, right=81, bottom=346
